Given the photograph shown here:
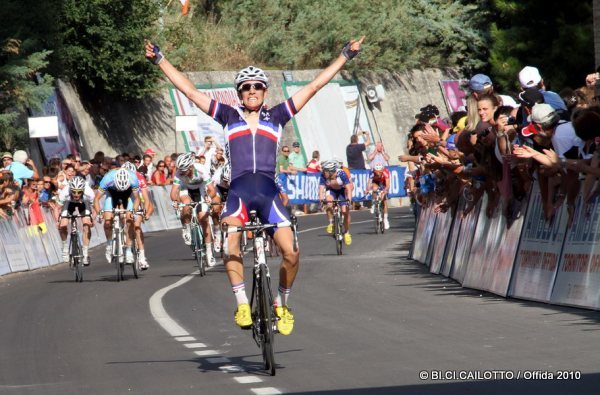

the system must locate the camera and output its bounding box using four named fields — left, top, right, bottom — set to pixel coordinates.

left=506, top=115, right=518, bottom=125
